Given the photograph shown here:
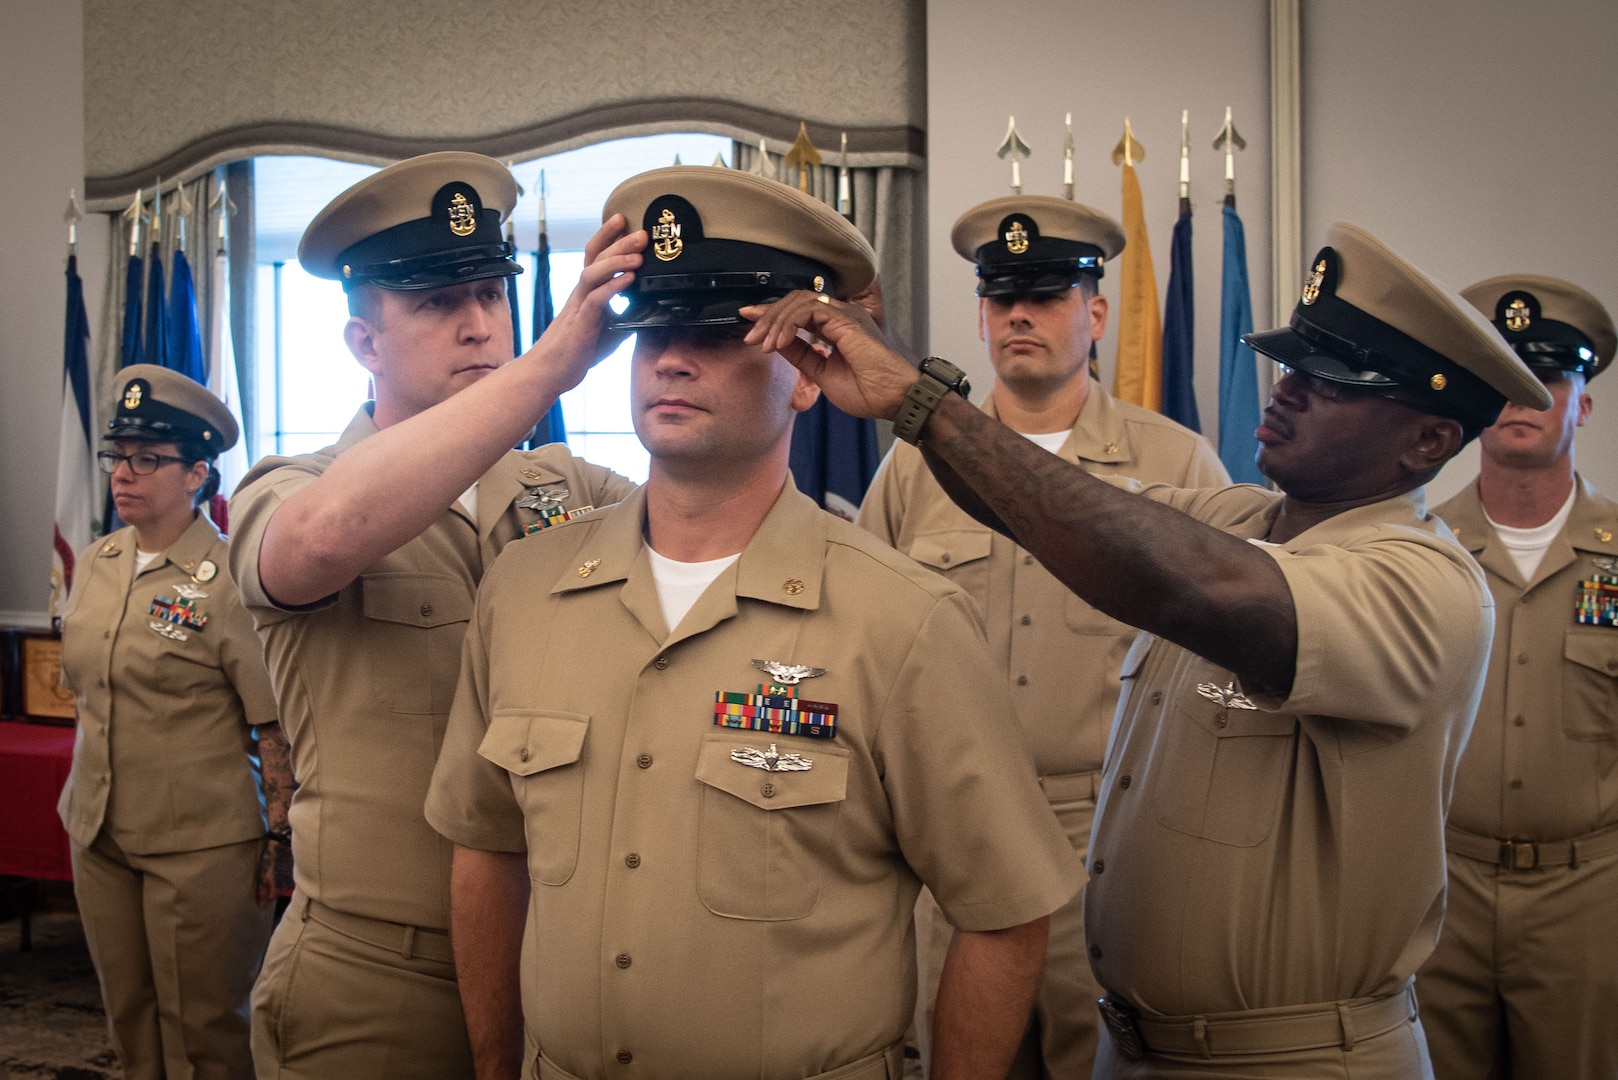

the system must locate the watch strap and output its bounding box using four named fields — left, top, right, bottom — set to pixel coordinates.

left=893, top=357, right=969, bottom=445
